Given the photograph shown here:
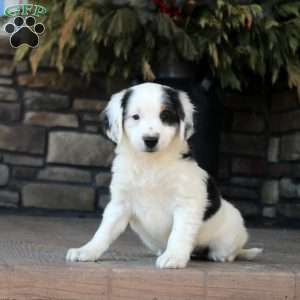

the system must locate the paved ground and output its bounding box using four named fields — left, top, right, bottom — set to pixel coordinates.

left=0, top=215, right=299, bottom=299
